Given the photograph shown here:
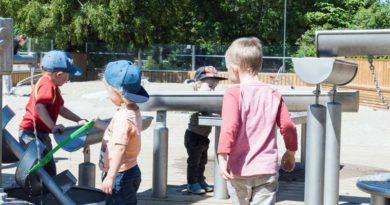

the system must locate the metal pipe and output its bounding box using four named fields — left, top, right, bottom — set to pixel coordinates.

left=324, top=102, right=342, bottom=205
left=78, top=162, right=95, bottom=187
left=304, top=104, right=326, bottom=205
left=300, top=123, right=307, bottom=167
left=0, top=18, right=13, bottom=75
left=330, top=85, right=337, bottom=102
left=213, top=126, right=228, bottom=199
left=0, top=18, right=13, bottom=183
left=0, top=76, right=3, bottom=186
left=371, top=195, right=390, bottom=205
left=152, top=111, right=168, bottom=198
left=316, top=29, right=390, bottom=57
left=139, top=90, right=359, bottom=113
left=78, top=146, right=96, bottom=187
left=282, top=0, right=287, bottom=72
left=2, top=130, right=76, bottom=205
left=191, top=45, right=195, bottom=71
left=314, top=84, right=321, bottom=105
